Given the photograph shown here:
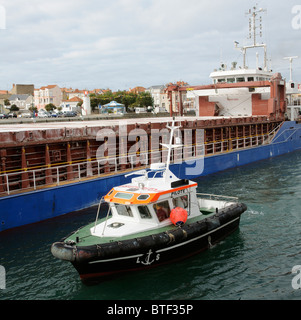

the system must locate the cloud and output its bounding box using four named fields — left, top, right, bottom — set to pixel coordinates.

left=0, top=0, right=300, bottom=90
